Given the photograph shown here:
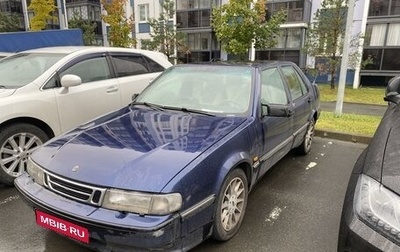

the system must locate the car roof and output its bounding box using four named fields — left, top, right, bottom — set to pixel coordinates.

left=187, top=60, right=296, bottom=68
left=19, top=46, right=166, bottom=57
